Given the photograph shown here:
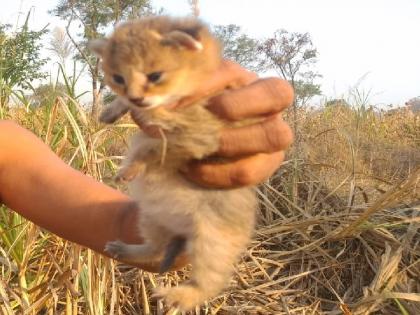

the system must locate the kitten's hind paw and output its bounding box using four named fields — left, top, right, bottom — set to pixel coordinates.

left=153, top=285, right=205, bottom=312
left=104, top=240, right=127, bottom=259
